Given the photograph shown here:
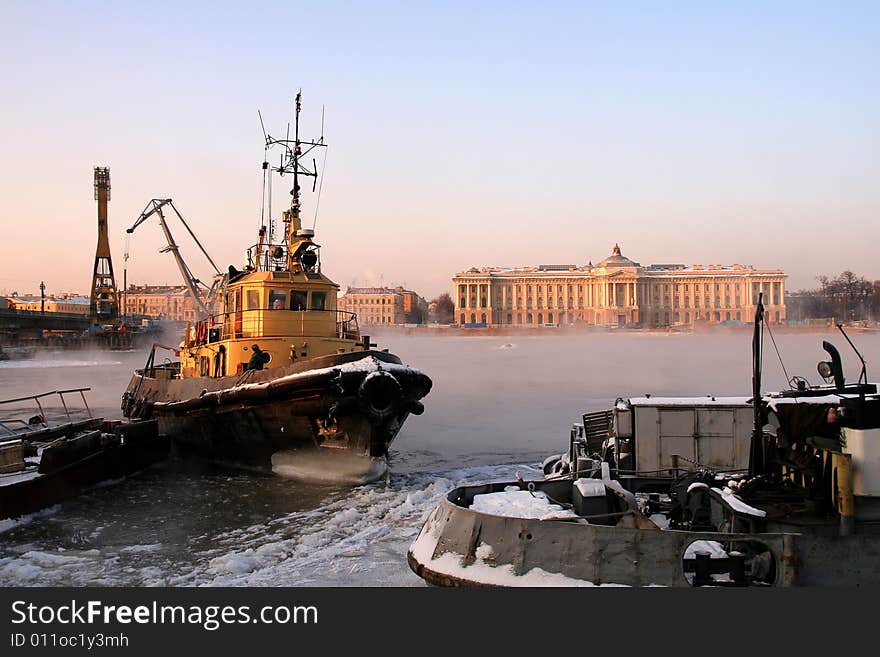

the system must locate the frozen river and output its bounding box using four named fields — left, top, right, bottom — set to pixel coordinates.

left=1, top=329, right=877, bottom=586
